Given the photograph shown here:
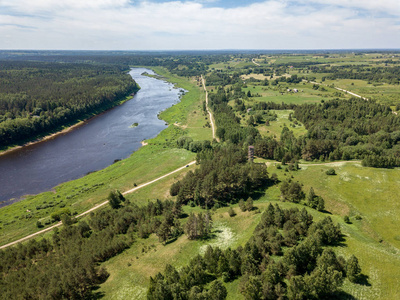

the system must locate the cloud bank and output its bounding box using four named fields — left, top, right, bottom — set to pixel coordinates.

left=0, top=0, right=399, bottom=50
